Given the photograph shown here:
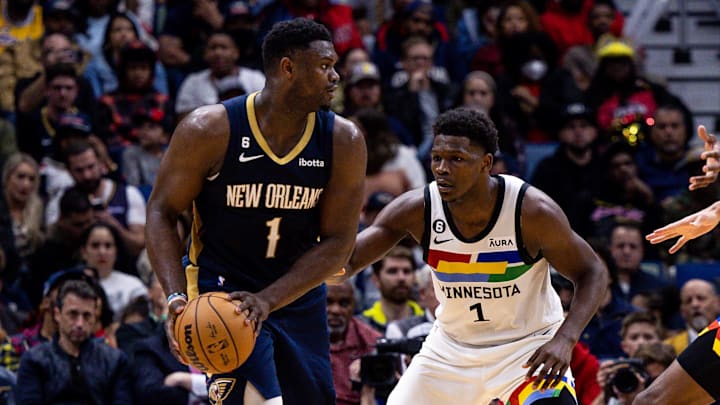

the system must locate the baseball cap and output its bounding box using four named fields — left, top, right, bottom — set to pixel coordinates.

left=43, top=0, right=77, bottom=17
left=596, top=36, right=635, bottom=60
left=347, top=62, right=381, bottom=86
left=559, top=102, right=595, bottom=127
left=56, top=112, right=92, bottom=136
